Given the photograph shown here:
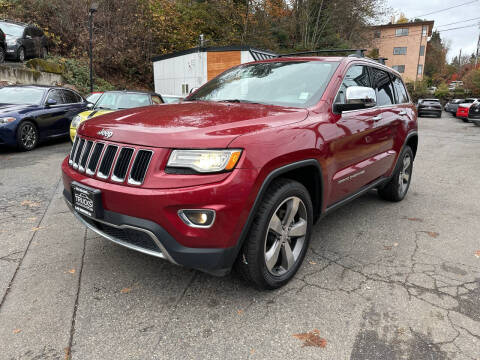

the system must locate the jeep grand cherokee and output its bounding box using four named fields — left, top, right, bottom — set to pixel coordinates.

left=62, top=56, right=418, bottom=289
